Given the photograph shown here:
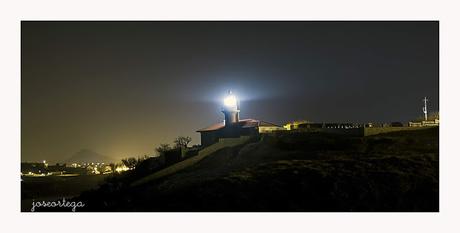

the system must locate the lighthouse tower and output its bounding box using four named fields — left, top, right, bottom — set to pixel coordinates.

left=222, top=90, right=240, bottom=127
